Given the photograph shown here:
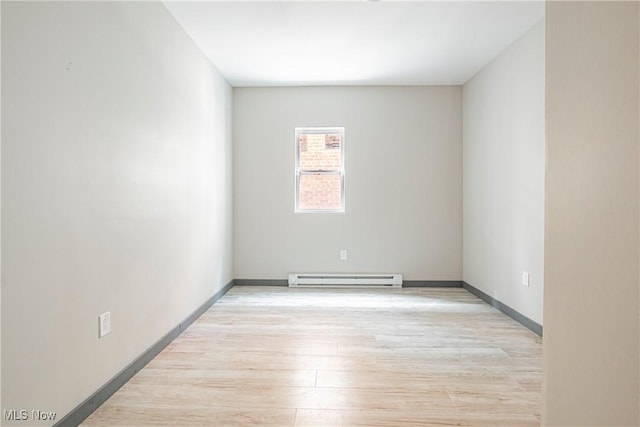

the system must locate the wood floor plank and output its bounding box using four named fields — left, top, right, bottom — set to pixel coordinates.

left=294, top=409, right=541, bottom=427
left=82, top=406, right=297, bottom=427
left=130, top=368, right=318, bottom=388
left=81, top=287, right=541, bottom=427
left=316, top=370, right=526, bottom=393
